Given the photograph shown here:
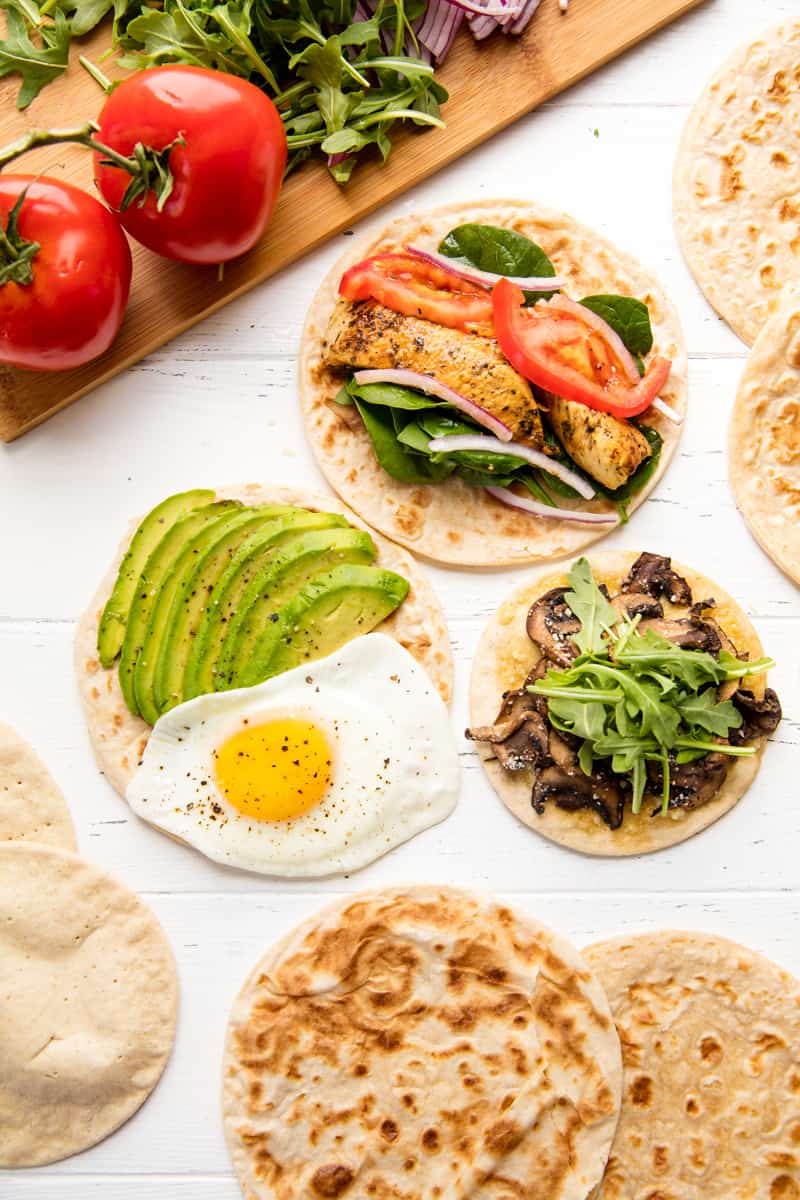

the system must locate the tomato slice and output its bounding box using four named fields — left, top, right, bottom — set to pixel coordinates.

left=492, top=279, right=672, bottom=419
left=339, top=253, right=494, bottom=332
